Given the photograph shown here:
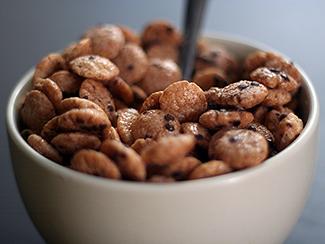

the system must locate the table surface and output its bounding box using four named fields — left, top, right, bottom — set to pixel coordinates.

left=1, top=0, right=324, bottom=243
